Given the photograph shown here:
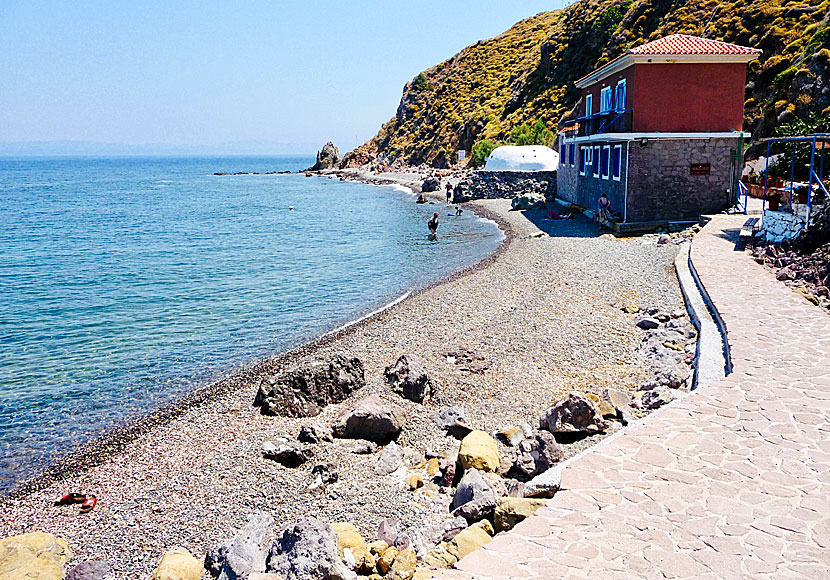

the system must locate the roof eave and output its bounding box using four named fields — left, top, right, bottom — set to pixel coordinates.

left=574, top=52, right=761, bottom=89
